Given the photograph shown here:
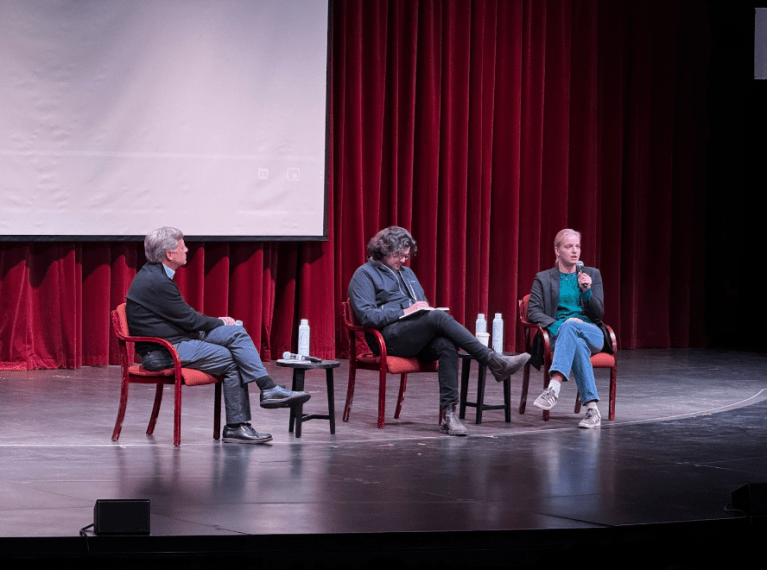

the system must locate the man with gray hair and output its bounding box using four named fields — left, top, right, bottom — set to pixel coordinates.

left=348, top=226, right=530, bottom=436
left=126, top=227, right=310, bottom=444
